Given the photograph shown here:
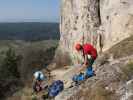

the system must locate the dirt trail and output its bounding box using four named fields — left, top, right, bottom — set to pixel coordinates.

left=51, top=64, right=82, bottom=88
